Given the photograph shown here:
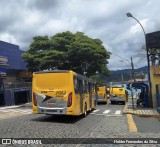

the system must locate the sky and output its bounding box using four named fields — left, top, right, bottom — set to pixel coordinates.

left=0, top=0, right=160, bottom=71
